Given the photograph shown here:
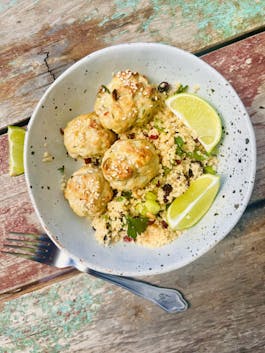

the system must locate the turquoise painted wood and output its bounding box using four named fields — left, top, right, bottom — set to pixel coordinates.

left=0, top=0, right=264, bottom=128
